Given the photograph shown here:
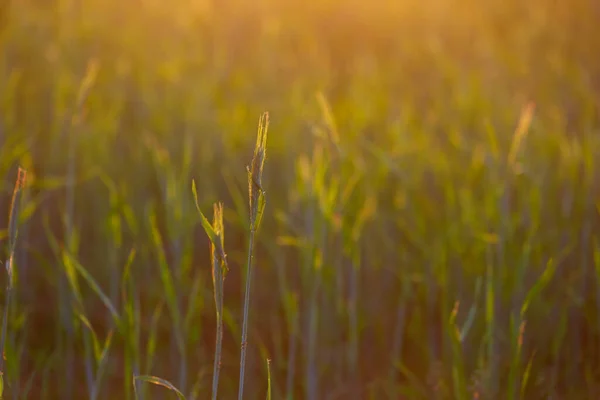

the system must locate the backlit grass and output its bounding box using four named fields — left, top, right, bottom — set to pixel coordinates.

left=0, top=0, right=600, bottom=399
